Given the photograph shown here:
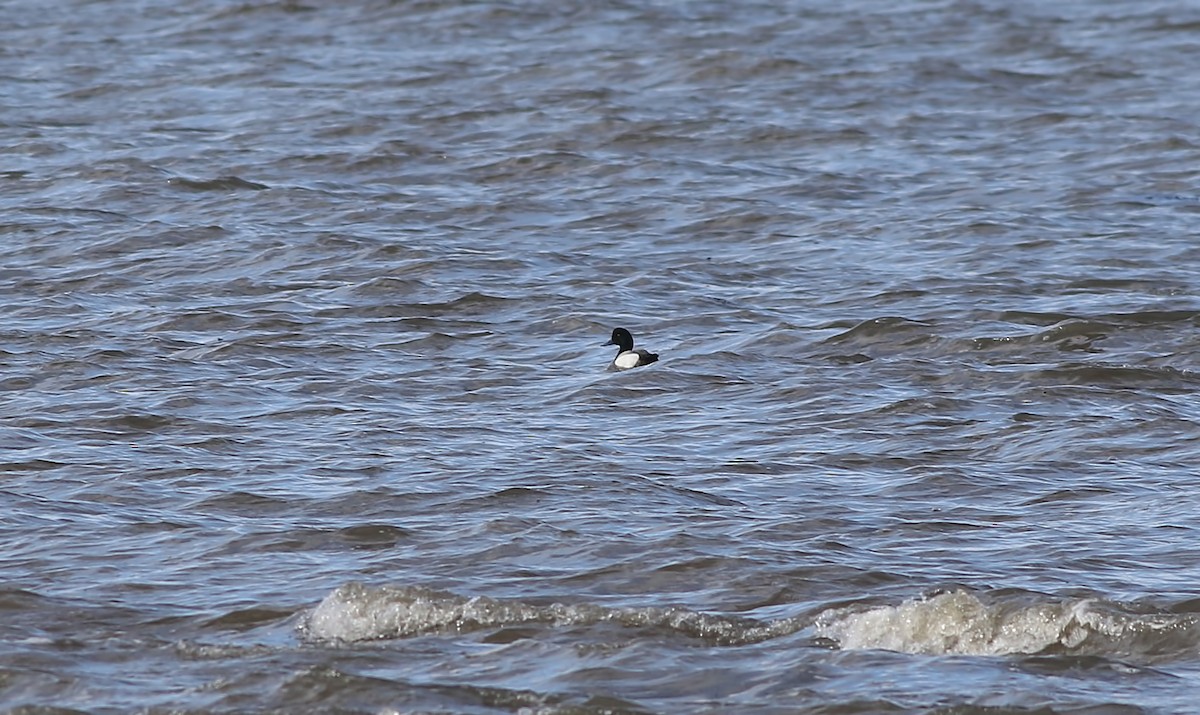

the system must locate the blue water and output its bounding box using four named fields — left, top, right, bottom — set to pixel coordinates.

left=4, top=1, right=1200, bottom=712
